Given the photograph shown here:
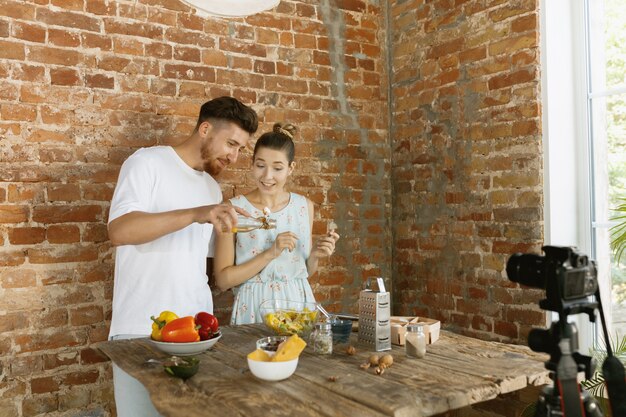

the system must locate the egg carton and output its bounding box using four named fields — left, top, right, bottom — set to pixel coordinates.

left=358, top=290, right=391, bottom=352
